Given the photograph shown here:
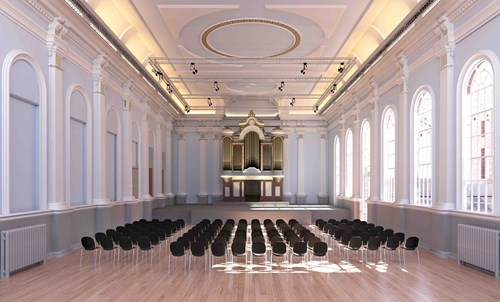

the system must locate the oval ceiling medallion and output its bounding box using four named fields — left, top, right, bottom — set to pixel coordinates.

left=201, top=19, right=301, bottom=58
